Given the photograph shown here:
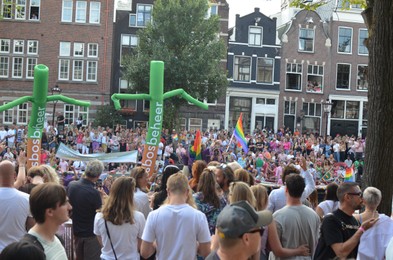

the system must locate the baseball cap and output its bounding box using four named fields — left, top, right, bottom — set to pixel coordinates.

left=216, top=200, right=273, bottom=239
